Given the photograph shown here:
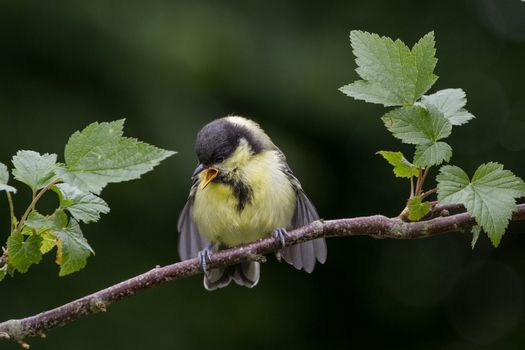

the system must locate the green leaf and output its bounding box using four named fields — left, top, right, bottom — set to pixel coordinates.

left=24, top=212, right=61, bottom=254
left=411, top=32, right=439, bottom=100
left=437, top=163, right=525, bottom=247
left=54, top=209, right=70, bottom=228
left=0, top=265, right=7, bottom=282
left=12, top=150, right=57, bottom=191
left=7, top=232, right=43, bottom=273
left=0, top=162, right=17, bottom=193
left=6, top=264, right=15, bottom=278
left=340, top=81, right=402, bottom=107
left=414, top=141, right=452, bottom=167
left=471, top=225, right=481, bottom=250
left=407, top=196, right=432, bottom=221
left=55, top=120, right=176, bottom=194
left=382, top=105, right=452, bottom=145
left=53, top=183, right=110, bottom=223
left=55, top=219, right=94, bottom=276
left=25, top=211, right=54, bottom=230
left=21, top=226, right=56, bottom=255
left=377, top=151, right=419, bottom=178
left=421, top=88, right=475, bottom=126
left=40, top=231, right=57, bottom=254
left=340, top=31, right=437, bottom=106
